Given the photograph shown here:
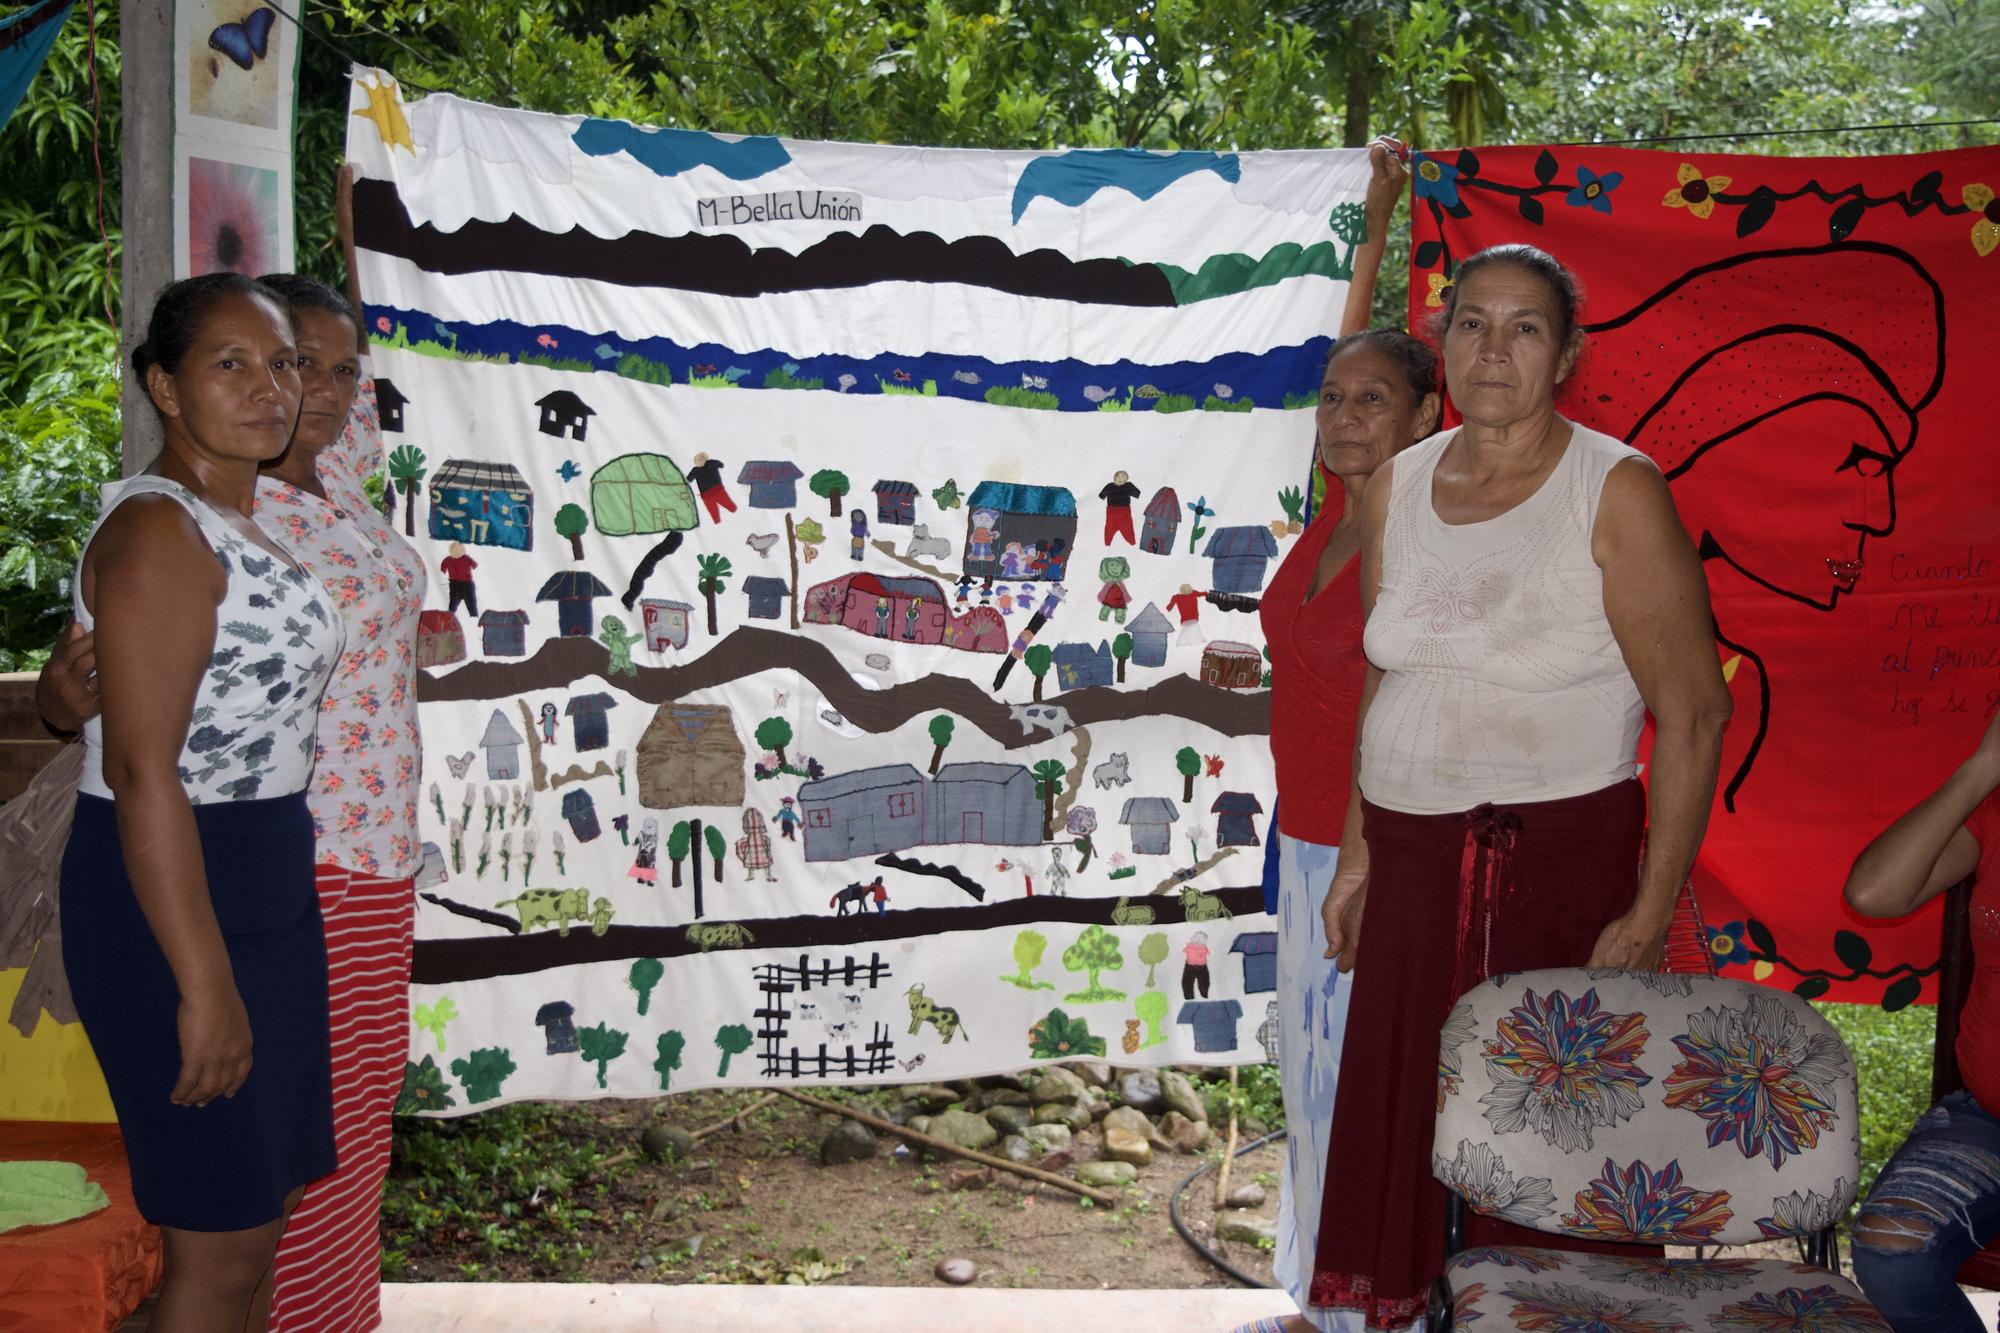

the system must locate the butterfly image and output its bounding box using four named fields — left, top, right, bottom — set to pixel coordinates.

left=443, top=751, right=475, bottom=779
left=209, top=7, right=276, bottom=72
left=772, top=688, right=789, bottom=708
left=556, top=460, right=581, bottom=482
left=898, top=1054, right=925, bottom=1072
left=892, top=368, right=912, bottom=384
